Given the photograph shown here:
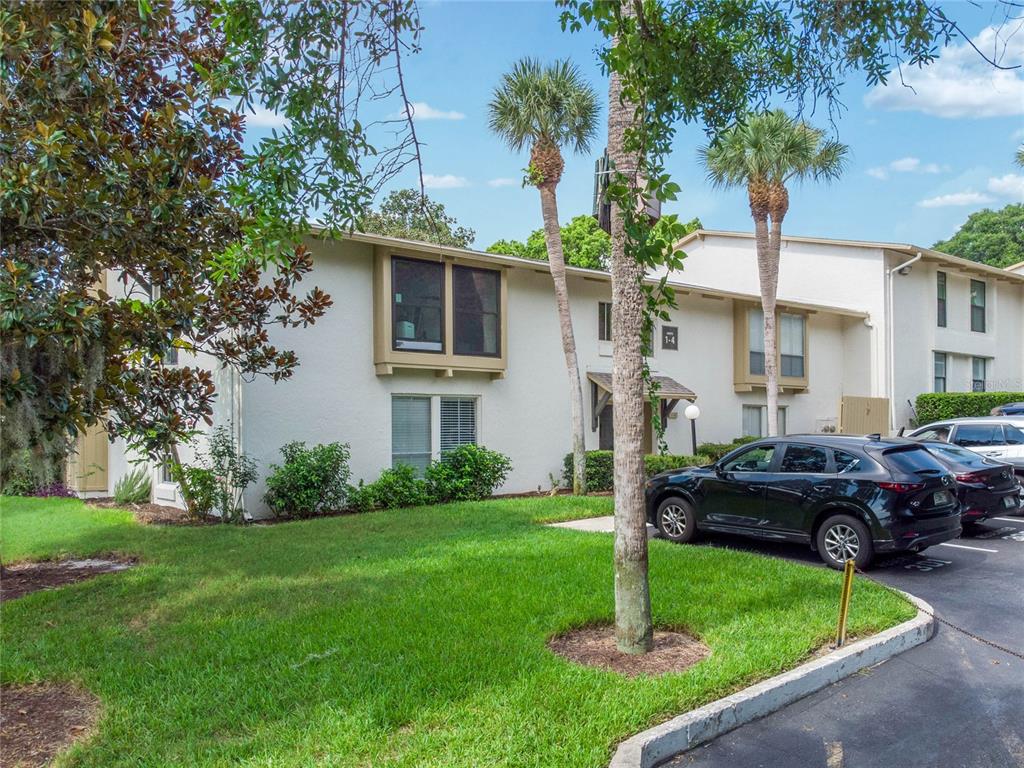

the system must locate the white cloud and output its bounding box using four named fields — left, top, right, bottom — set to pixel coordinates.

left=865, top=26, right=1024, bottom=118
left=866, top=156, right=946, bottom=180
left=246, top=105, right=288, bottom=128
left=487, top=177, right=518, bottom=188
left=423, top=173, right=470, bottom=189
left=407, top=102, right=465, bottom=121
left=988, top=173, right=1024, bottom=198
left=1013, top=127, right=1024, bottom=141
left=917, top=190, right=995, bottom=208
